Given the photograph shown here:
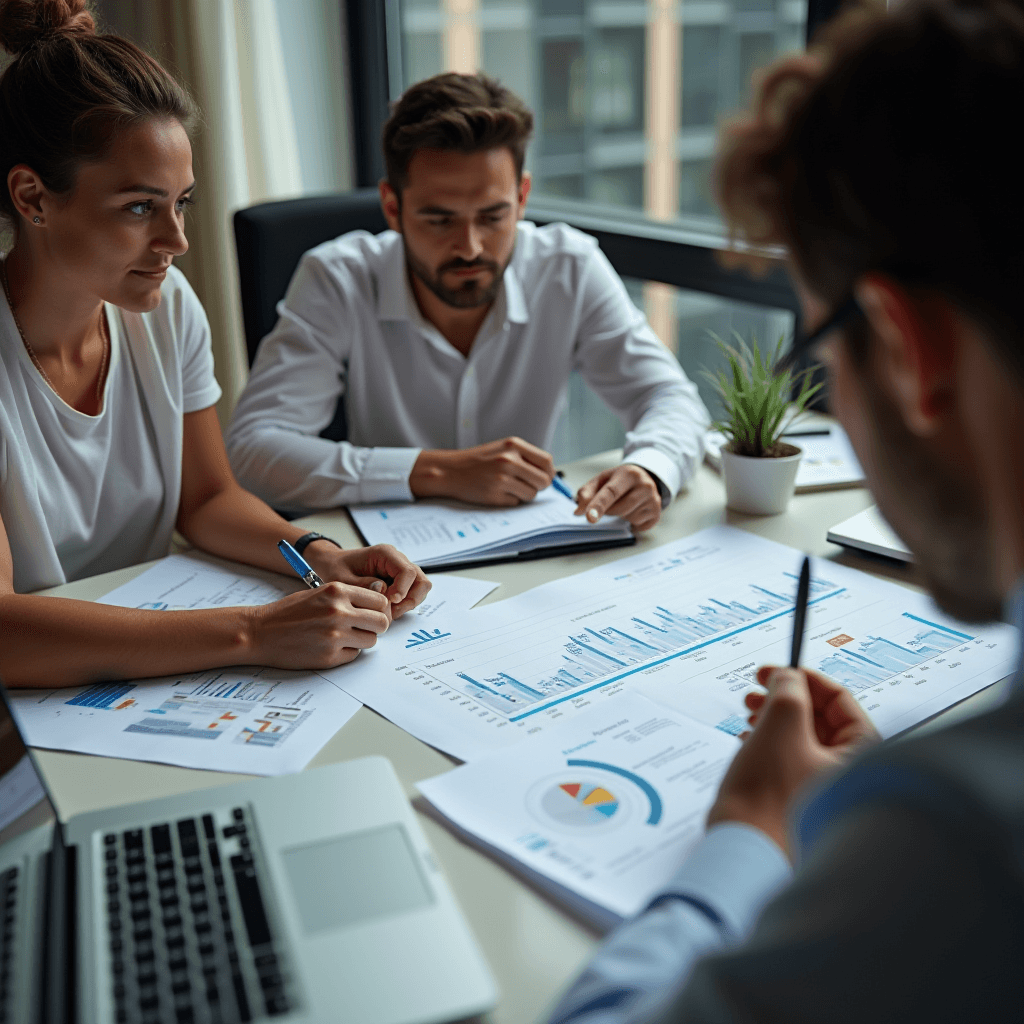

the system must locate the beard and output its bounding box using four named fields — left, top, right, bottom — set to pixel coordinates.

left=405, top=248, right=507, bottom=310
left=855, top=354, right=1001, bottom=623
